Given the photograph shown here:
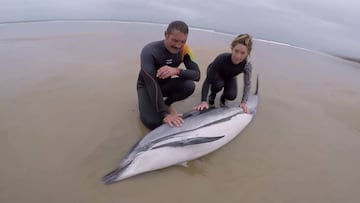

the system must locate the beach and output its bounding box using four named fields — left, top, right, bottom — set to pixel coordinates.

left=1, top=21, right=360, bottom=203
